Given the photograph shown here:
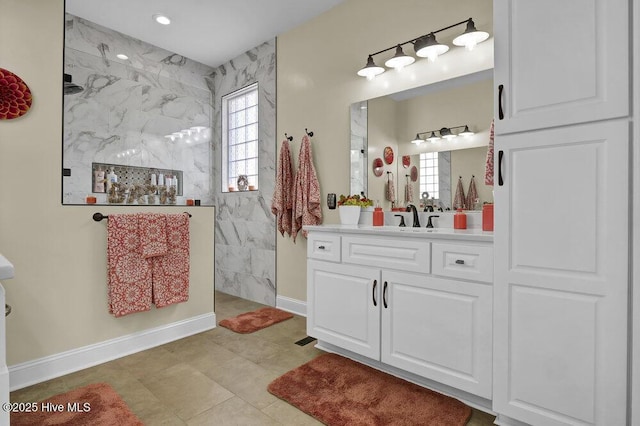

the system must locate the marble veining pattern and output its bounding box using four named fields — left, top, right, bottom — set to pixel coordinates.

left=439, top=151, right=452, bottom=209
left=63, top=14, right=214, bottom=205
left=350, top=101, right=367, bottom=196
left=211, top=40, right=276, bottom=306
